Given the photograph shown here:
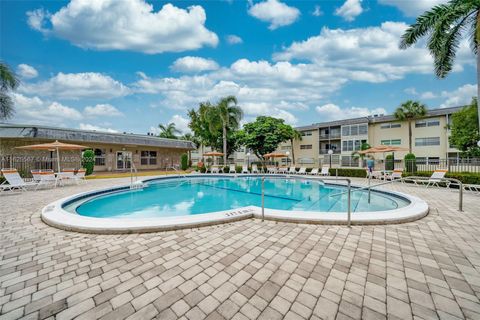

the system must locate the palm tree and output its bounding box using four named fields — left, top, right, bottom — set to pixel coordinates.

left=216, top=96, right=243, bottom=164
left=158, top=122, right=180, bottom=139
left=400, top=0, right=480, bottom=132
left=393, top=100, right=427, bottom=153
left=181, top=133, right=200, bottom=163
left=0, top=62, right=20, bottom=120
left=288, top=129, right=302, bottom=166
